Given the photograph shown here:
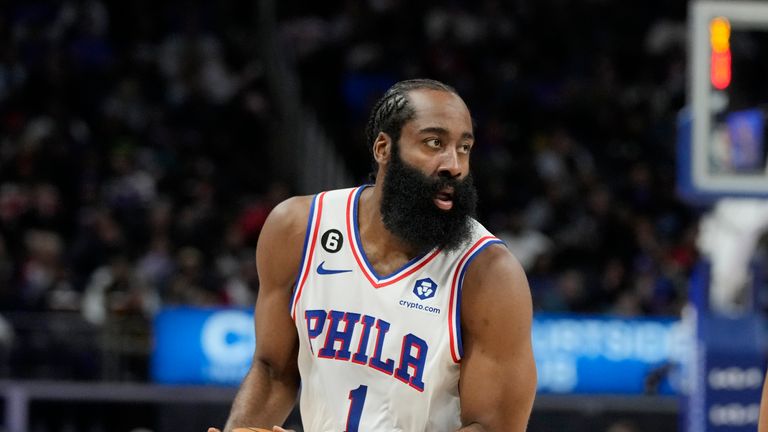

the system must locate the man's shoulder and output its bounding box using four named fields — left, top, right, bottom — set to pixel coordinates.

left=459, top=225, right=529, bottom=308
left=266, top=186, right=362, bottom=231
left=270, top=195, right=315, bottom=222
left=457, top=218, right=521, bottom=275
left=467, top=217, right=490, bottom=234
left=316, top=185, right=368, bottom=201
left=459, top=217, right=504, bottom=250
